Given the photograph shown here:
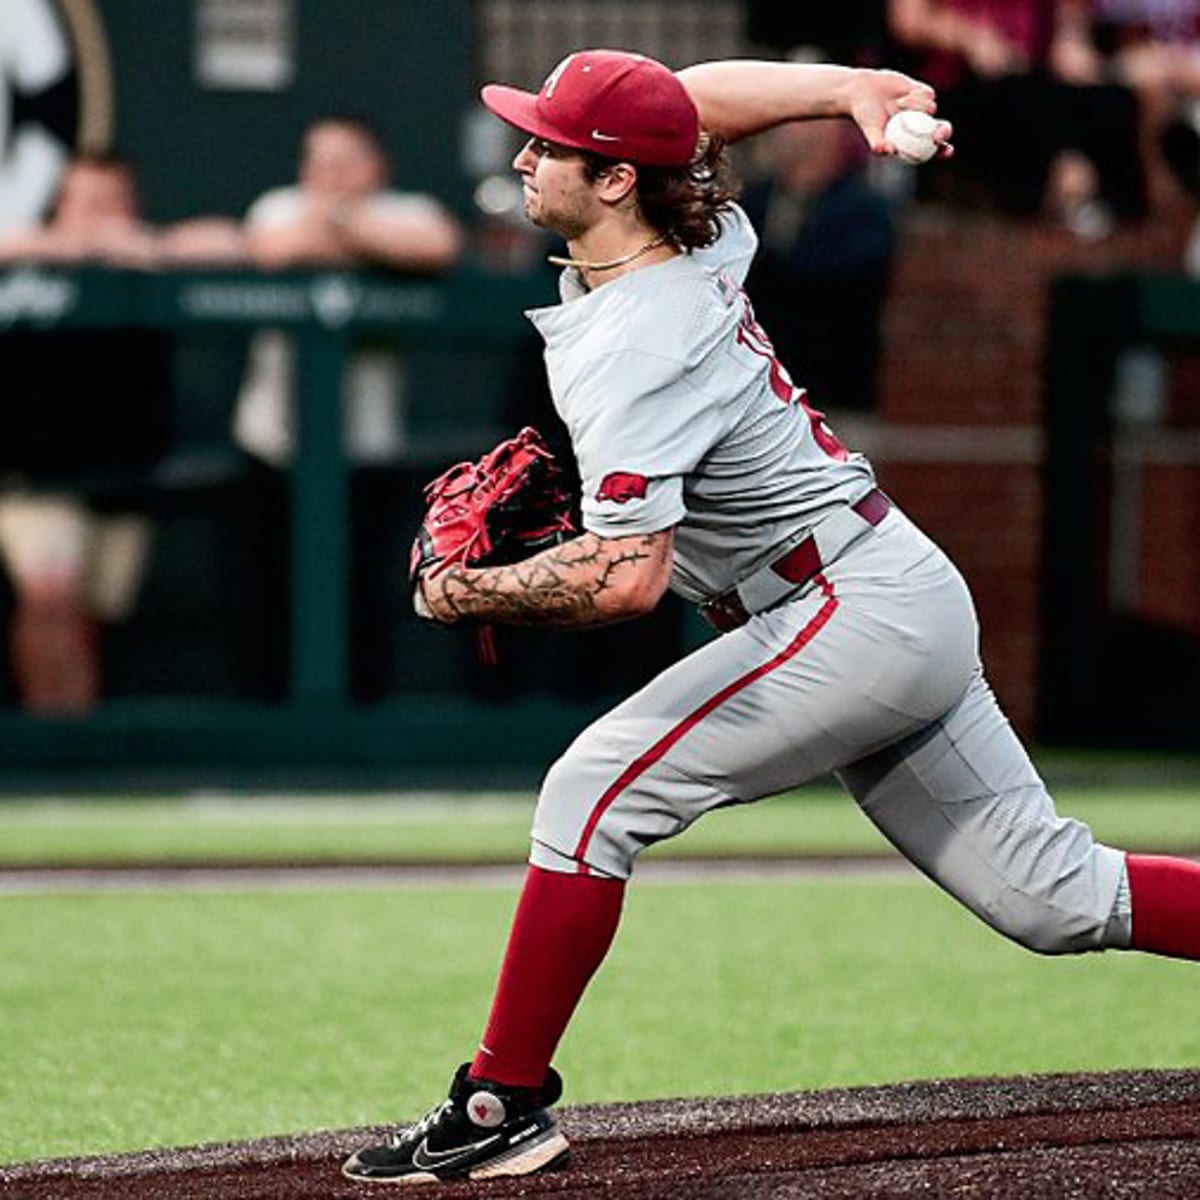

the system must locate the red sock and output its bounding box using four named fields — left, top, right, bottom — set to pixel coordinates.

left=470, top=865, right=625, bottom=1088
left=1127, top=854, right=1200, bottom=961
